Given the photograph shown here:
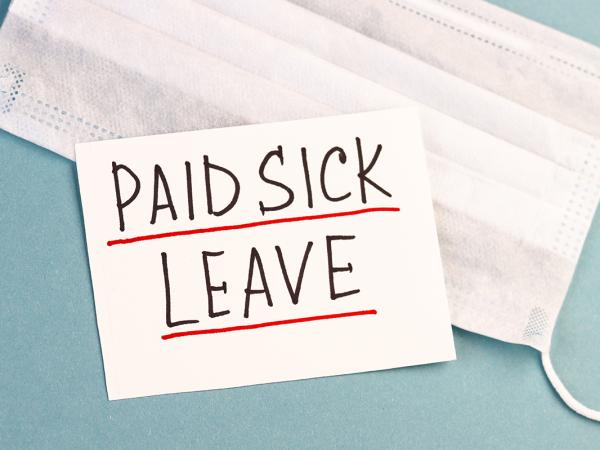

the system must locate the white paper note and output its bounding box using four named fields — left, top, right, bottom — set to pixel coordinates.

left=76, top=108, right=455, bottom=400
